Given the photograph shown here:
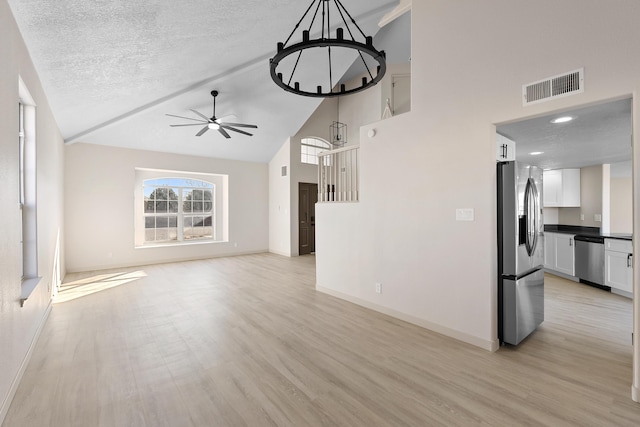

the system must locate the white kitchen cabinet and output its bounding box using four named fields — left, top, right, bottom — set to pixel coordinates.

left=544, top=232, right=555, bottom=269
left=496, top=134, right=515, bottom=162
left=554, top=233, right=576, bottom=276
left=544, top=232, right=575, bottom=276
left=543, top=169, right=580, bottom=207
left=605, top=238, right=633, bottom=295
